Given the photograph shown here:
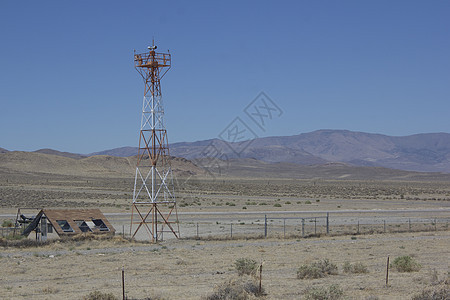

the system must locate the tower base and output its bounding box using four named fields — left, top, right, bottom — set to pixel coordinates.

left=130, top=202, right=180, bottom=242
